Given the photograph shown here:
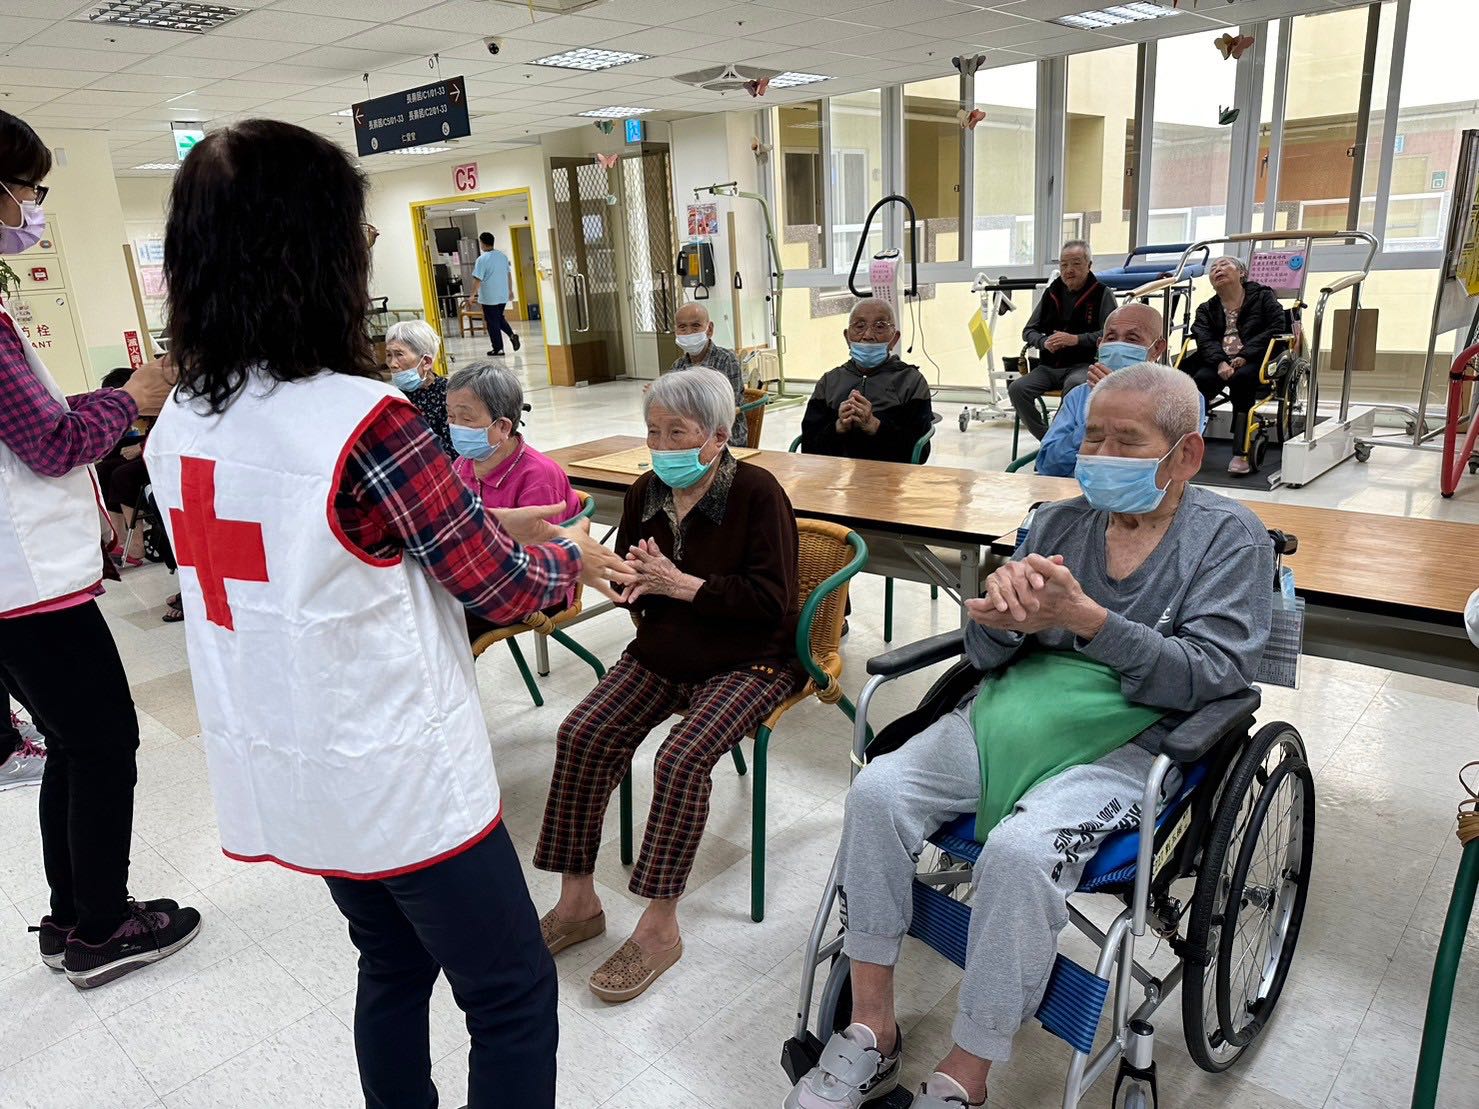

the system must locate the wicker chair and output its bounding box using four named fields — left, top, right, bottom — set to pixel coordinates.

left=469, top=492, right=605, bottom=706
left=739, top=386, right=771, bottom=448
